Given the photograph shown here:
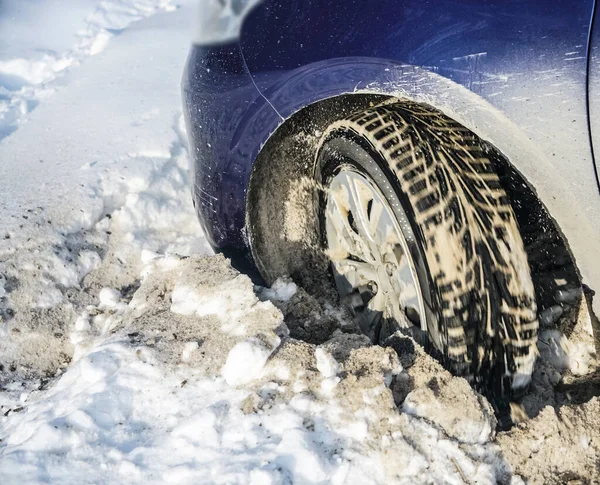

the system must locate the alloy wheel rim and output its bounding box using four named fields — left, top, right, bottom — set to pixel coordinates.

left=324, top=166, right=425, bottom=340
